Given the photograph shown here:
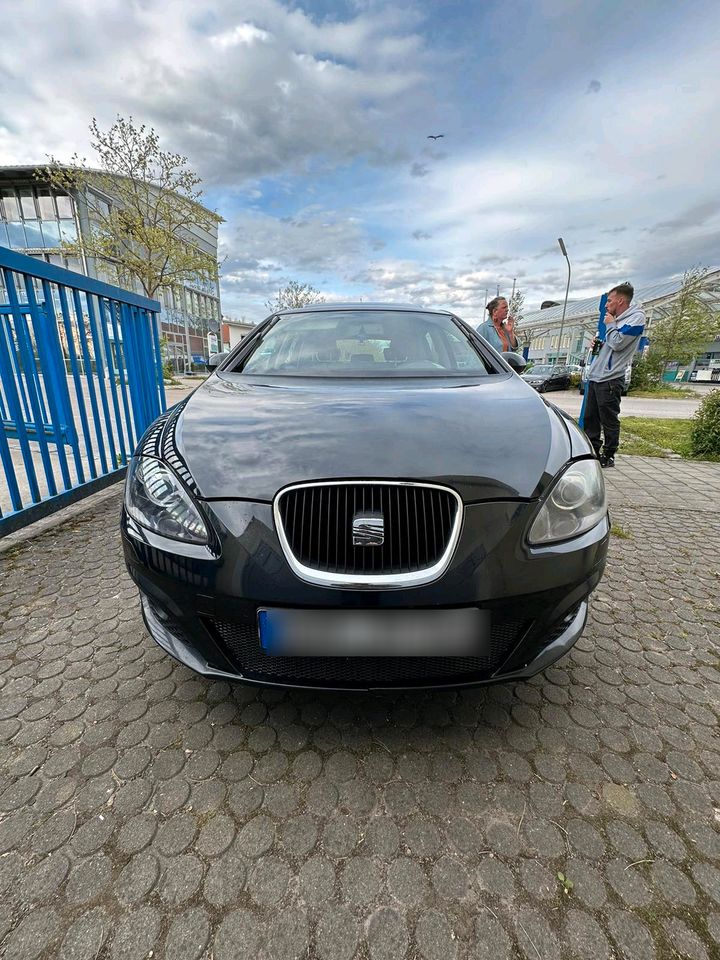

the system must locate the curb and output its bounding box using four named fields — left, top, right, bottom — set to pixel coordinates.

left=0, top=479, right=124, bottom=556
